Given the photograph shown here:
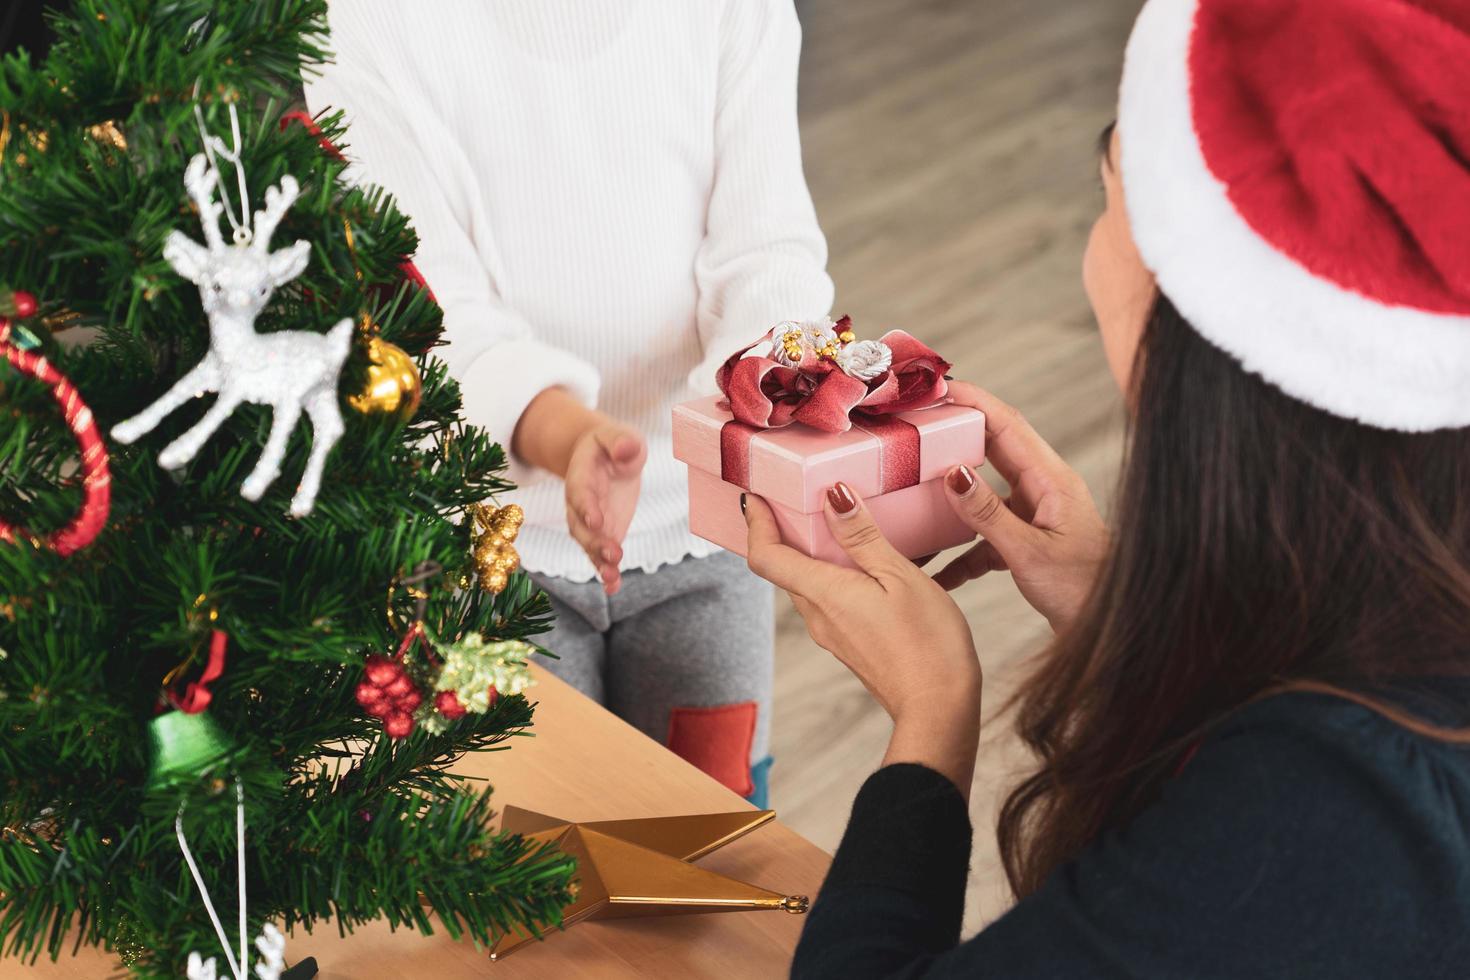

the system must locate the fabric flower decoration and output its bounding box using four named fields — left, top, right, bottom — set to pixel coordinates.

left=835, top=339, right=892, bottom=381
left=770, top=323, right=811, bottom=368
left=771, top=317, right=841, bottom=367
left=800, top=317, right=841, bottom=356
